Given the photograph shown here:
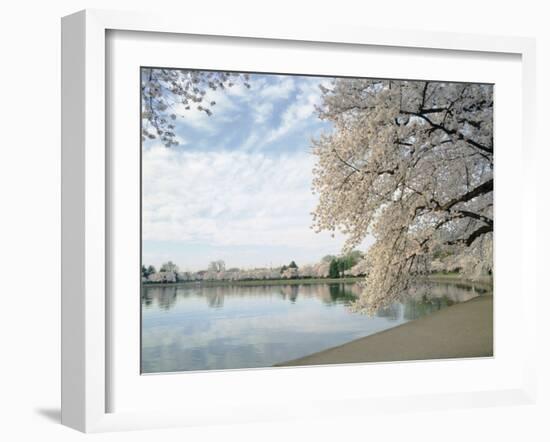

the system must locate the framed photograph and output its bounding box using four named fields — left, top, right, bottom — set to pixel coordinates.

left=61, top=9, right=537, bottom=432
